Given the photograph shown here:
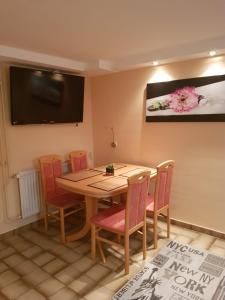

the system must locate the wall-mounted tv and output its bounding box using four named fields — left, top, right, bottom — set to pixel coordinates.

left=10, top=66, right=85, bottom=125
